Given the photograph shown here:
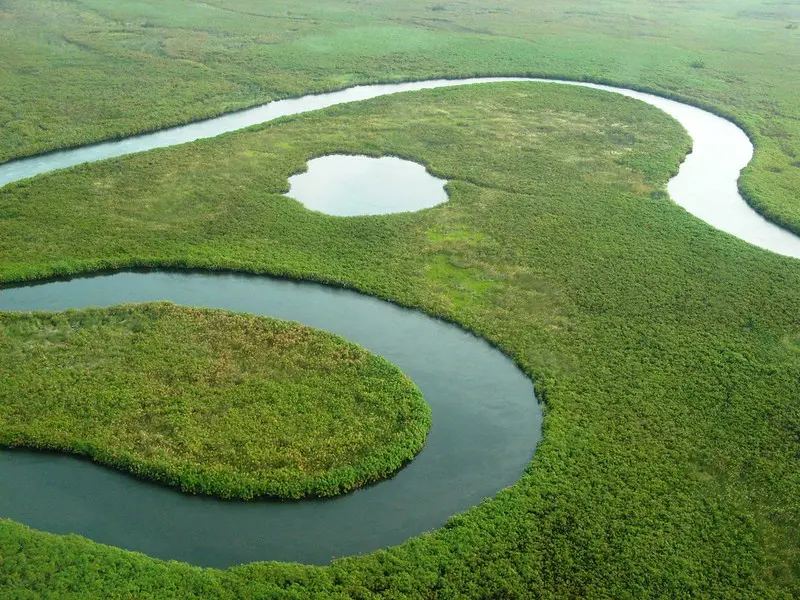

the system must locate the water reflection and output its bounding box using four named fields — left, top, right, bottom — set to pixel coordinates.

left=287, top=155, right=448, bottom=216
